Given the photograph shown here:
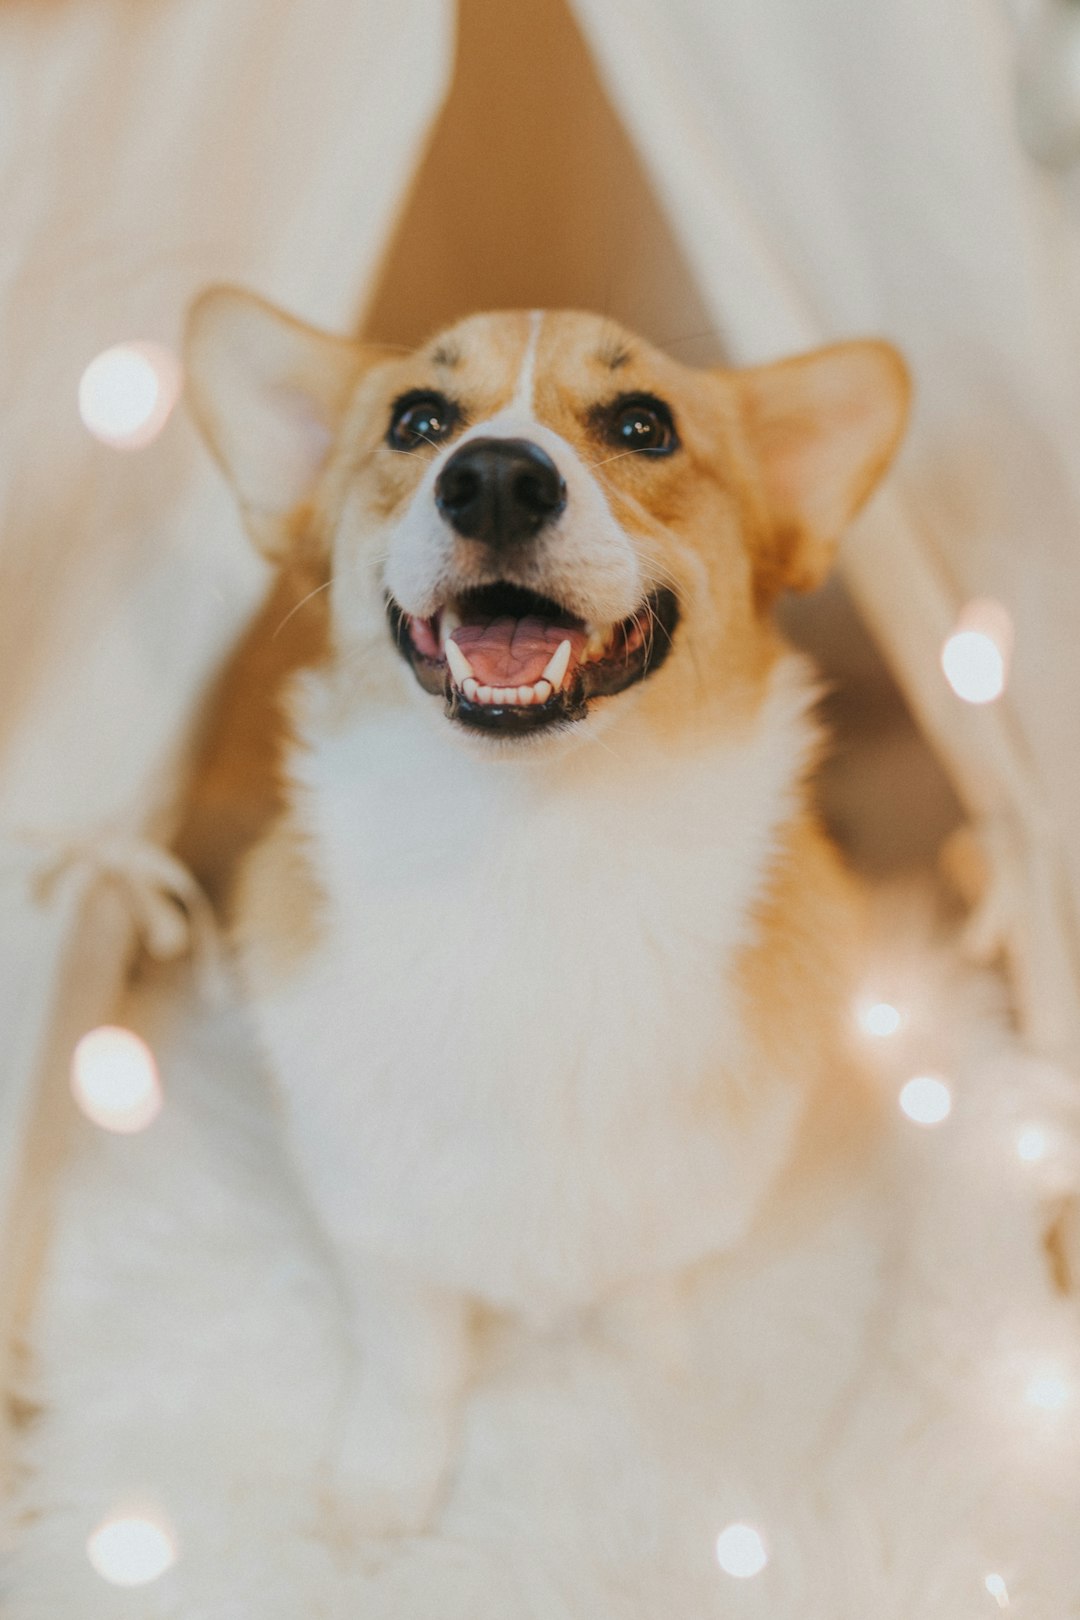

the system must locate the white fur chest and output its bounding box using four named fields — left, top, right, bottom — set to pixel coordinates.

left=245, top=667, right=817, bottom=1318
